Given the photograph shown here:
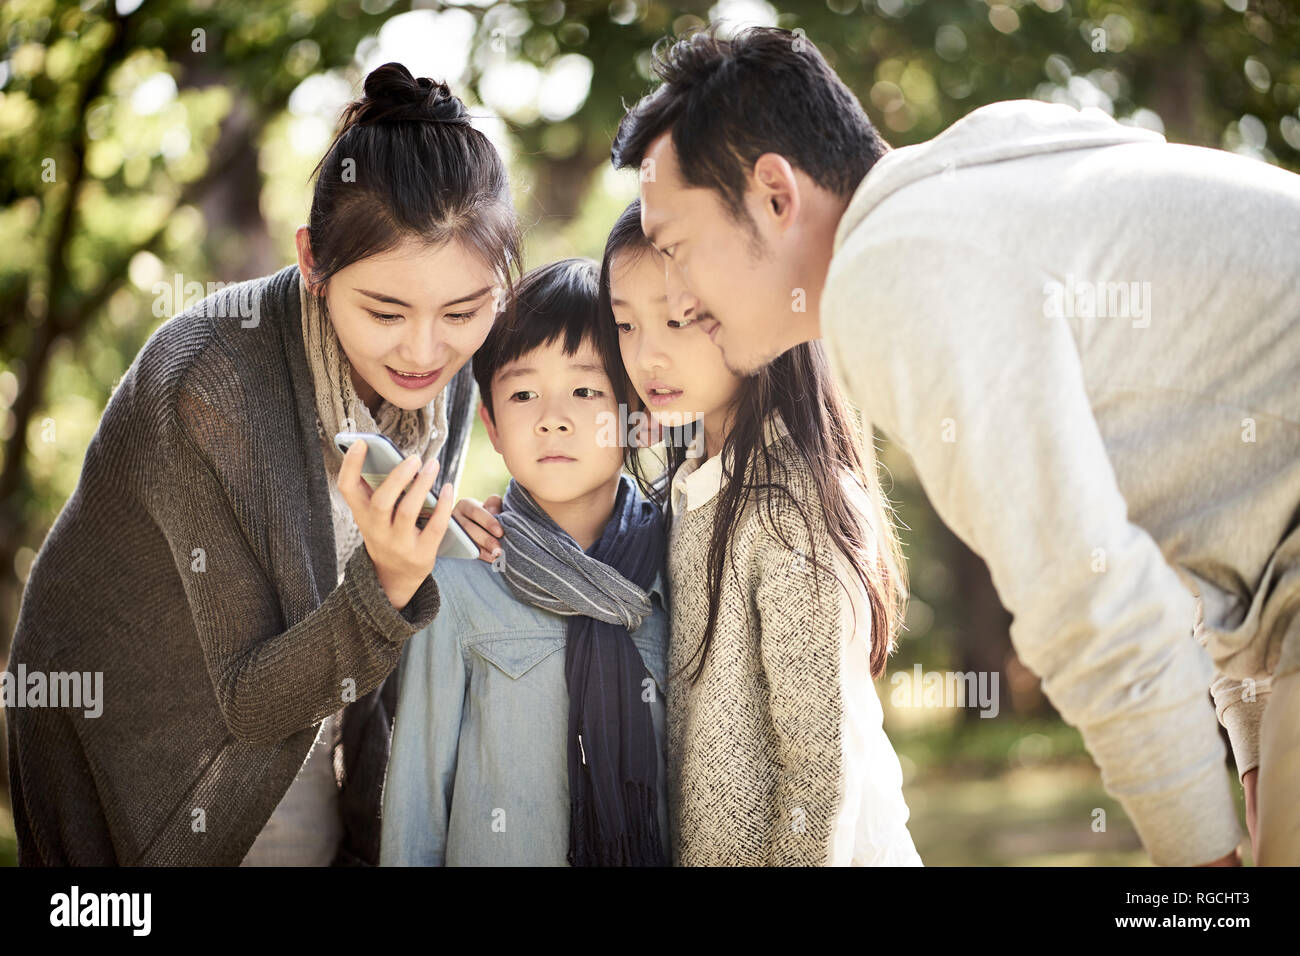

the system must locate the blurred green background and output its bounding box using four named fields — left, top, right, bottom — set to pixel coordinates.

left=3, top=0, right=1296, bottom=867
